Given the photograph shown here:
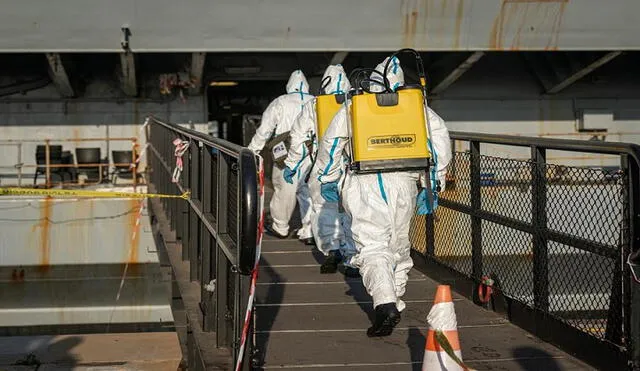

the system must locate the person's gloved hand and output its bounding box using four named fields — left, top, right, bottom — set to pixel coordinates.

left=283, top=167, right=296, bottom=184
left=416, top=188, right=436, bottom=215
left=321, top=182, right=340, bottom=202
